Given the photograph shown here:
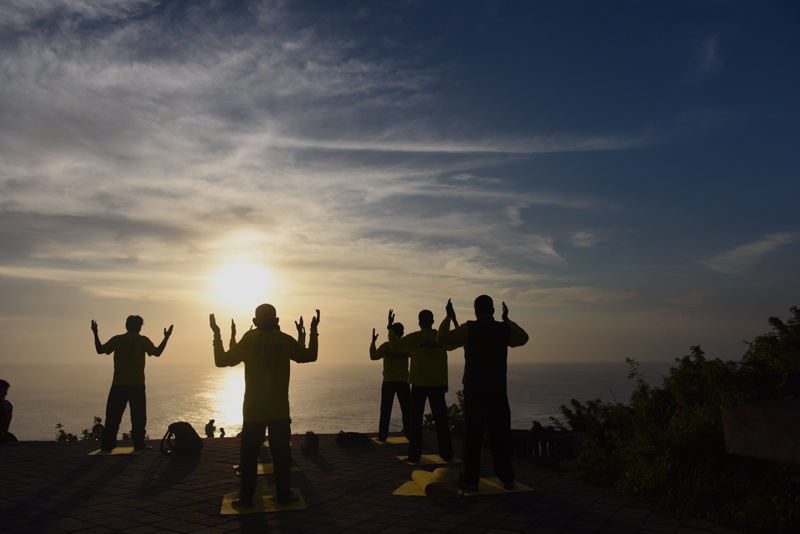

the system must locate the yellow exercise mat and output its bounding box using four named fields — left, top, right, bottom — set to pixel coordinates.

left=393, top=468, right=460, bottom=499
left=233, top=464, right=301, bottom=475
left=372, top=436, right=409, bottom=444
left=88, top=447, right=147, bottom=456
left=459, top=477, right=534, bottom=496
left=261, top=440, right=291, bottom=448
left=220, top=487, right=306, bottom=515
left=397, top=454, right=460, bottom=465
